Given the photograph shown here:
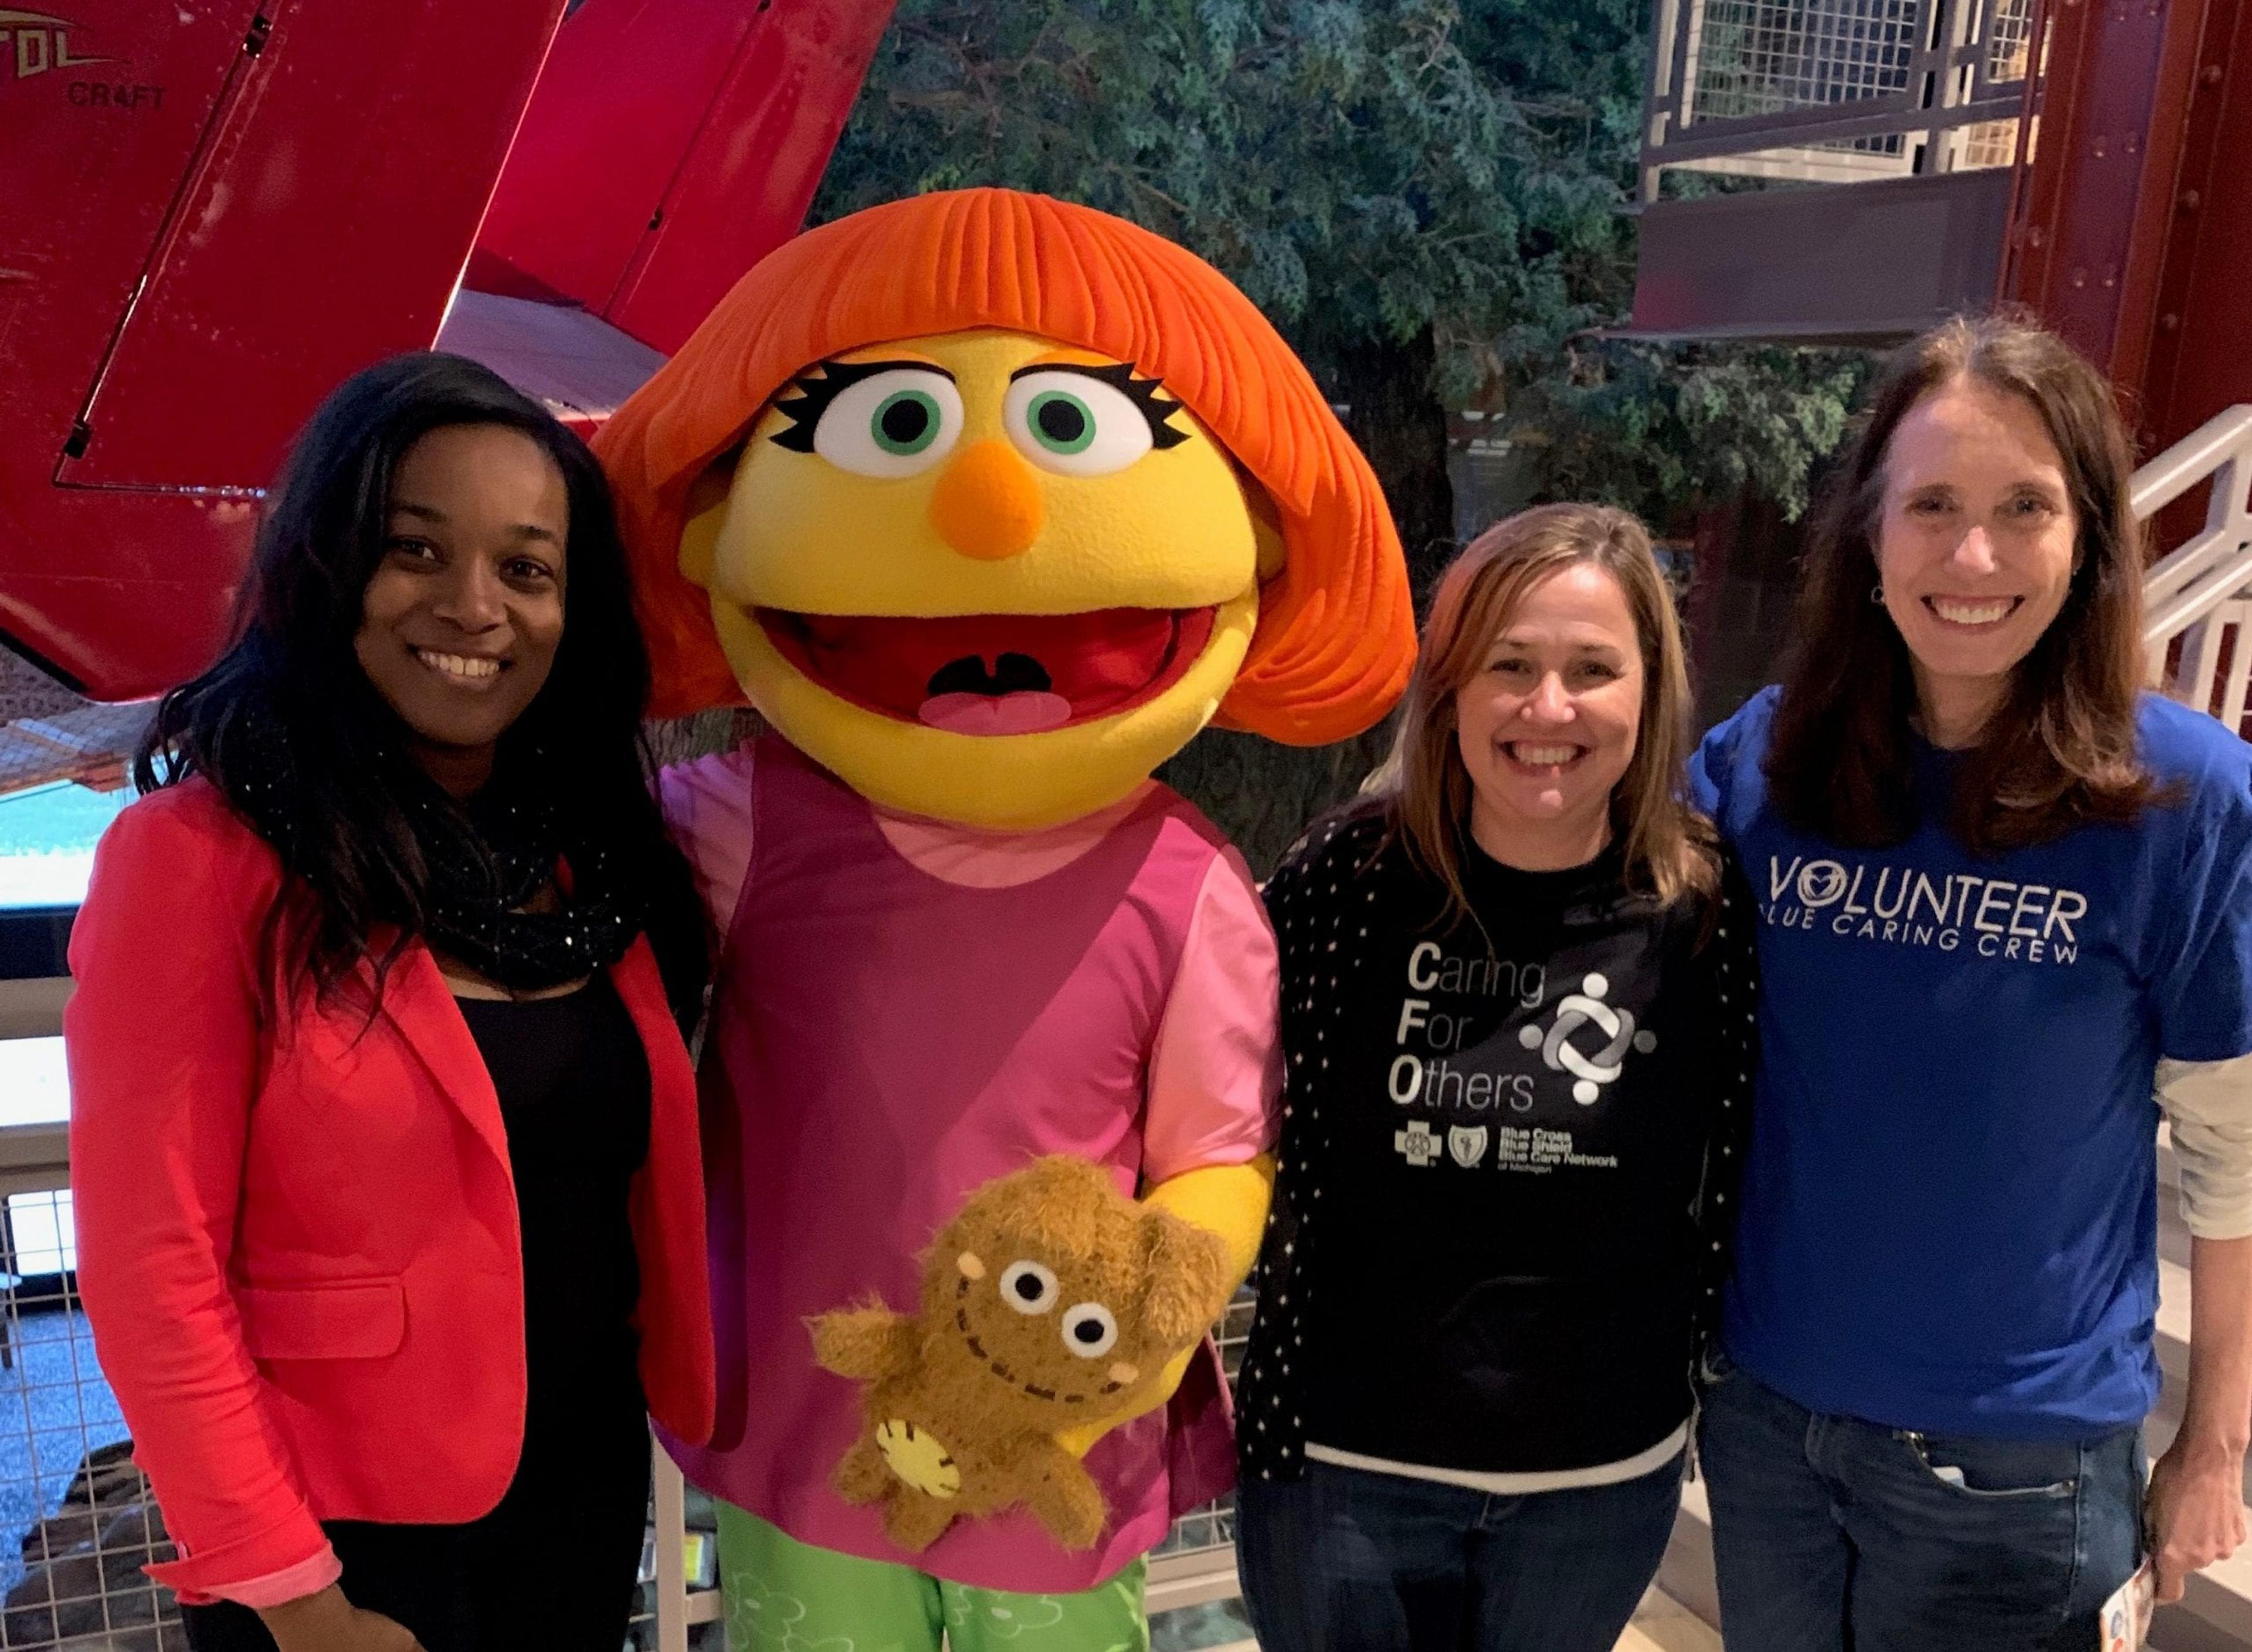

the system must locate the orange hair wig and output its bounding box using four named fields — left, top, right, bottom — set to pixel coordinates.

left=595, top=188, right=1412, bottom=742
